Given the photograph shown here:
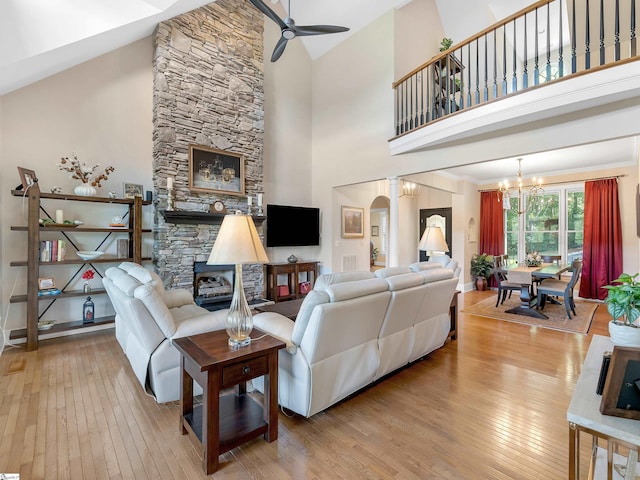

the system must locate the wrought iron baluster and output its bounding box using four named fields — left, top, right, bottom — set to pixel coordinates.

left=614, top=0, right=620, bottom=60
left=546, top=3, right=552, bottom=80
left=585, top=0, right=591, bottom=69
left=404, top=80, right=408, bottom=132
left=600, top=0, right=605, bottom=64
left=395, top=86, right=400, bottom=135
left=535, top=8, right=540, bottom=85
left=503, top=26, right=508, bottom=95
left=476, top=39, right=481, bottom=104
left=572, top=0, right=577, bottom=73
left=523, top=12, right=528, bottom=89
left=409, top=76, right=414, bottom=130
left=512, top=19, right=518, bottom=92
left=457, top=48, right=464, bottom=110
left=632, top=0, right=637, bottom=57
left=467, top=43, right=472, bottom=107
left=420, top=70, right=424, bottom=126
left=445, top=55, right=451, bottom=115
left=483, top=37, right=489, bottom=101
left=493, top=29, right=498, bottom=98
left=559, top=0, right=564, bottom=77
